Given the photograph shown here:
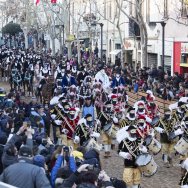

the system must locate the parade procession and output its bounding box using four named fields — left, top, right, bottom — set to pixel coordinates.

left=0, top=0, right=188, bottom=188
